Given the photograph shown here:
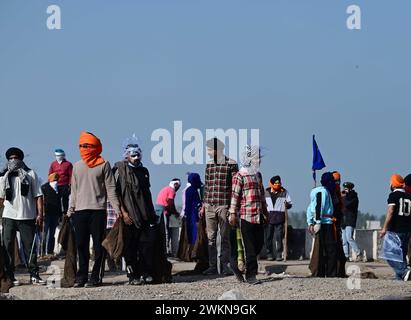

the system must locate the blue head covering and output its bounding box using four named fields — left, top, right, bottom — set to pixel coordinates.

left=188, top=173, right=202, bottom=189
left=54, top=149, right=65, bottom=156
left=321, top=172, right=336, bottom=195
